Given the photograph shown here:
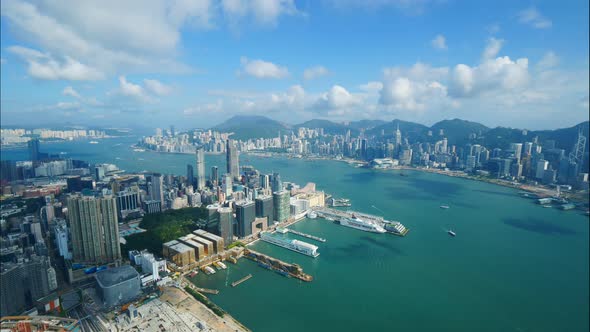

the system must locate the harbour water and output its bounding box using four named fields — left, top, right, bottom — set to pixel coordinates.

left=3, top=137, right=589, bottom=331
